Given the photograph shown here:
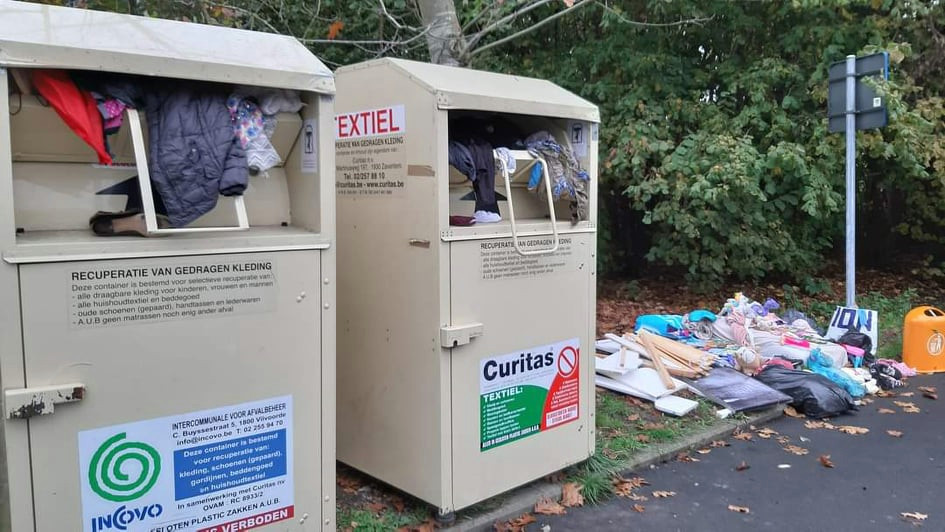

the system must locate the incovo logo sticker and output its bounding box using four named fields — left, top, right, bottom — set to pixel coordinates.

left=89, top=432, right=161, bottom=502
